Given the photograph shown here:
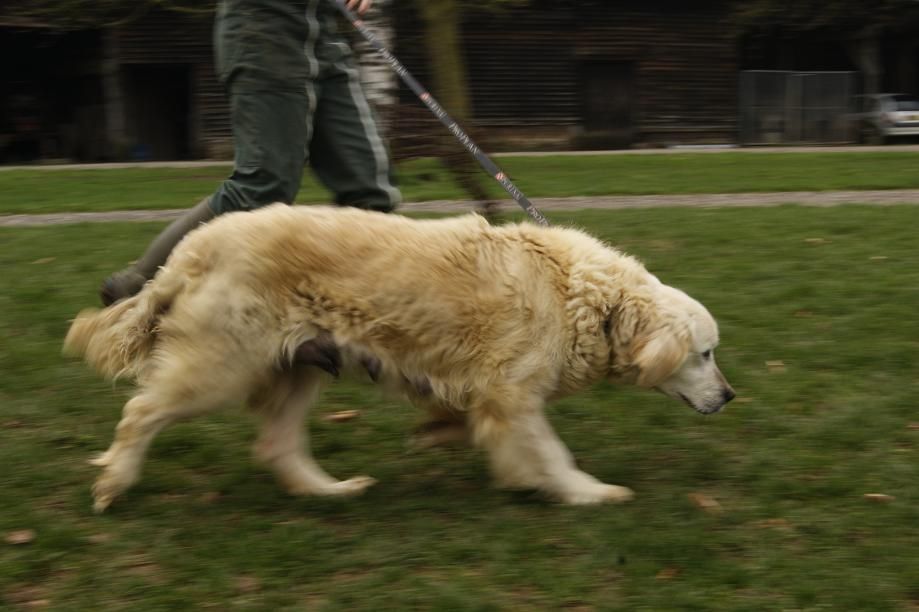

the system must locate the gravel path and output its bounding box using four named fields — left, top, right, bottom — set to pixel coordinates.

left=2, top=190, right=918, bottom=227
